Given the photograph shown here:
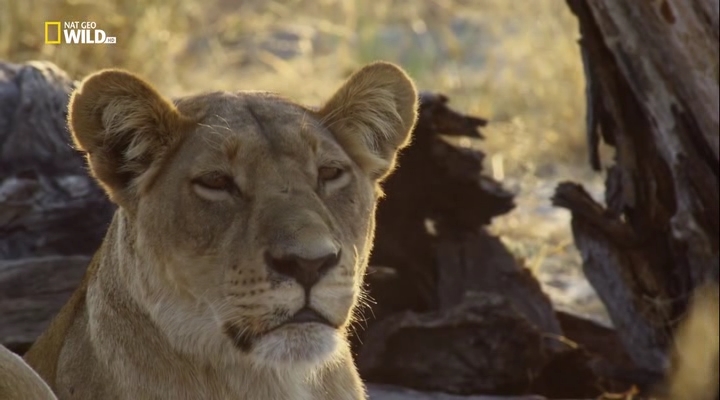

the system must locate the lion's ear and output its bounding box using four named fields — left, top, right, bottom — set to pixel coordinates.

left=69, top=69, right=186, bottom=206
left=317, top=62, right=418, bottom=181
